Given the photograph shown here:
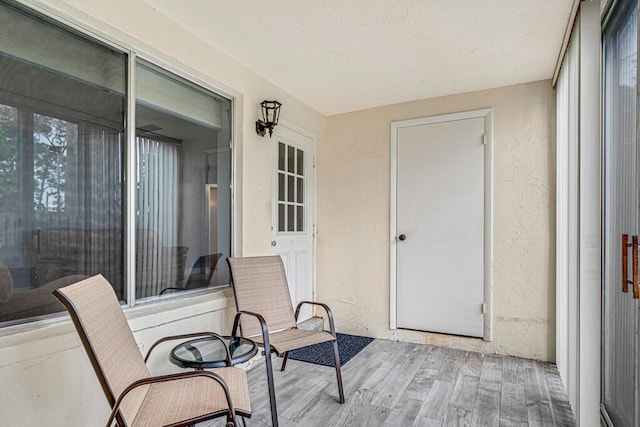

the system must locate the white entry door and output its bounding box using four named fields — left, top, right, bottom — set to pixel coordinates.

left=392, top=110, right=492, bottom=338
left=272, top=123, right=315, bottom=322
